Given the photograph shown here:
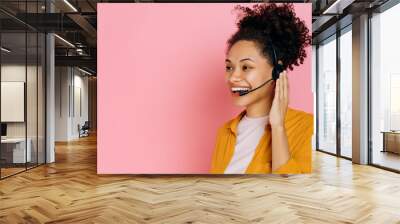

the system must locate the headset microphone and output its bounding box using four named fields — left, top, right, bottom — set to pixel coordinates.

left=235, top=44, right=284, bottom=97
left=237, top=78, right=274, bottom=96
